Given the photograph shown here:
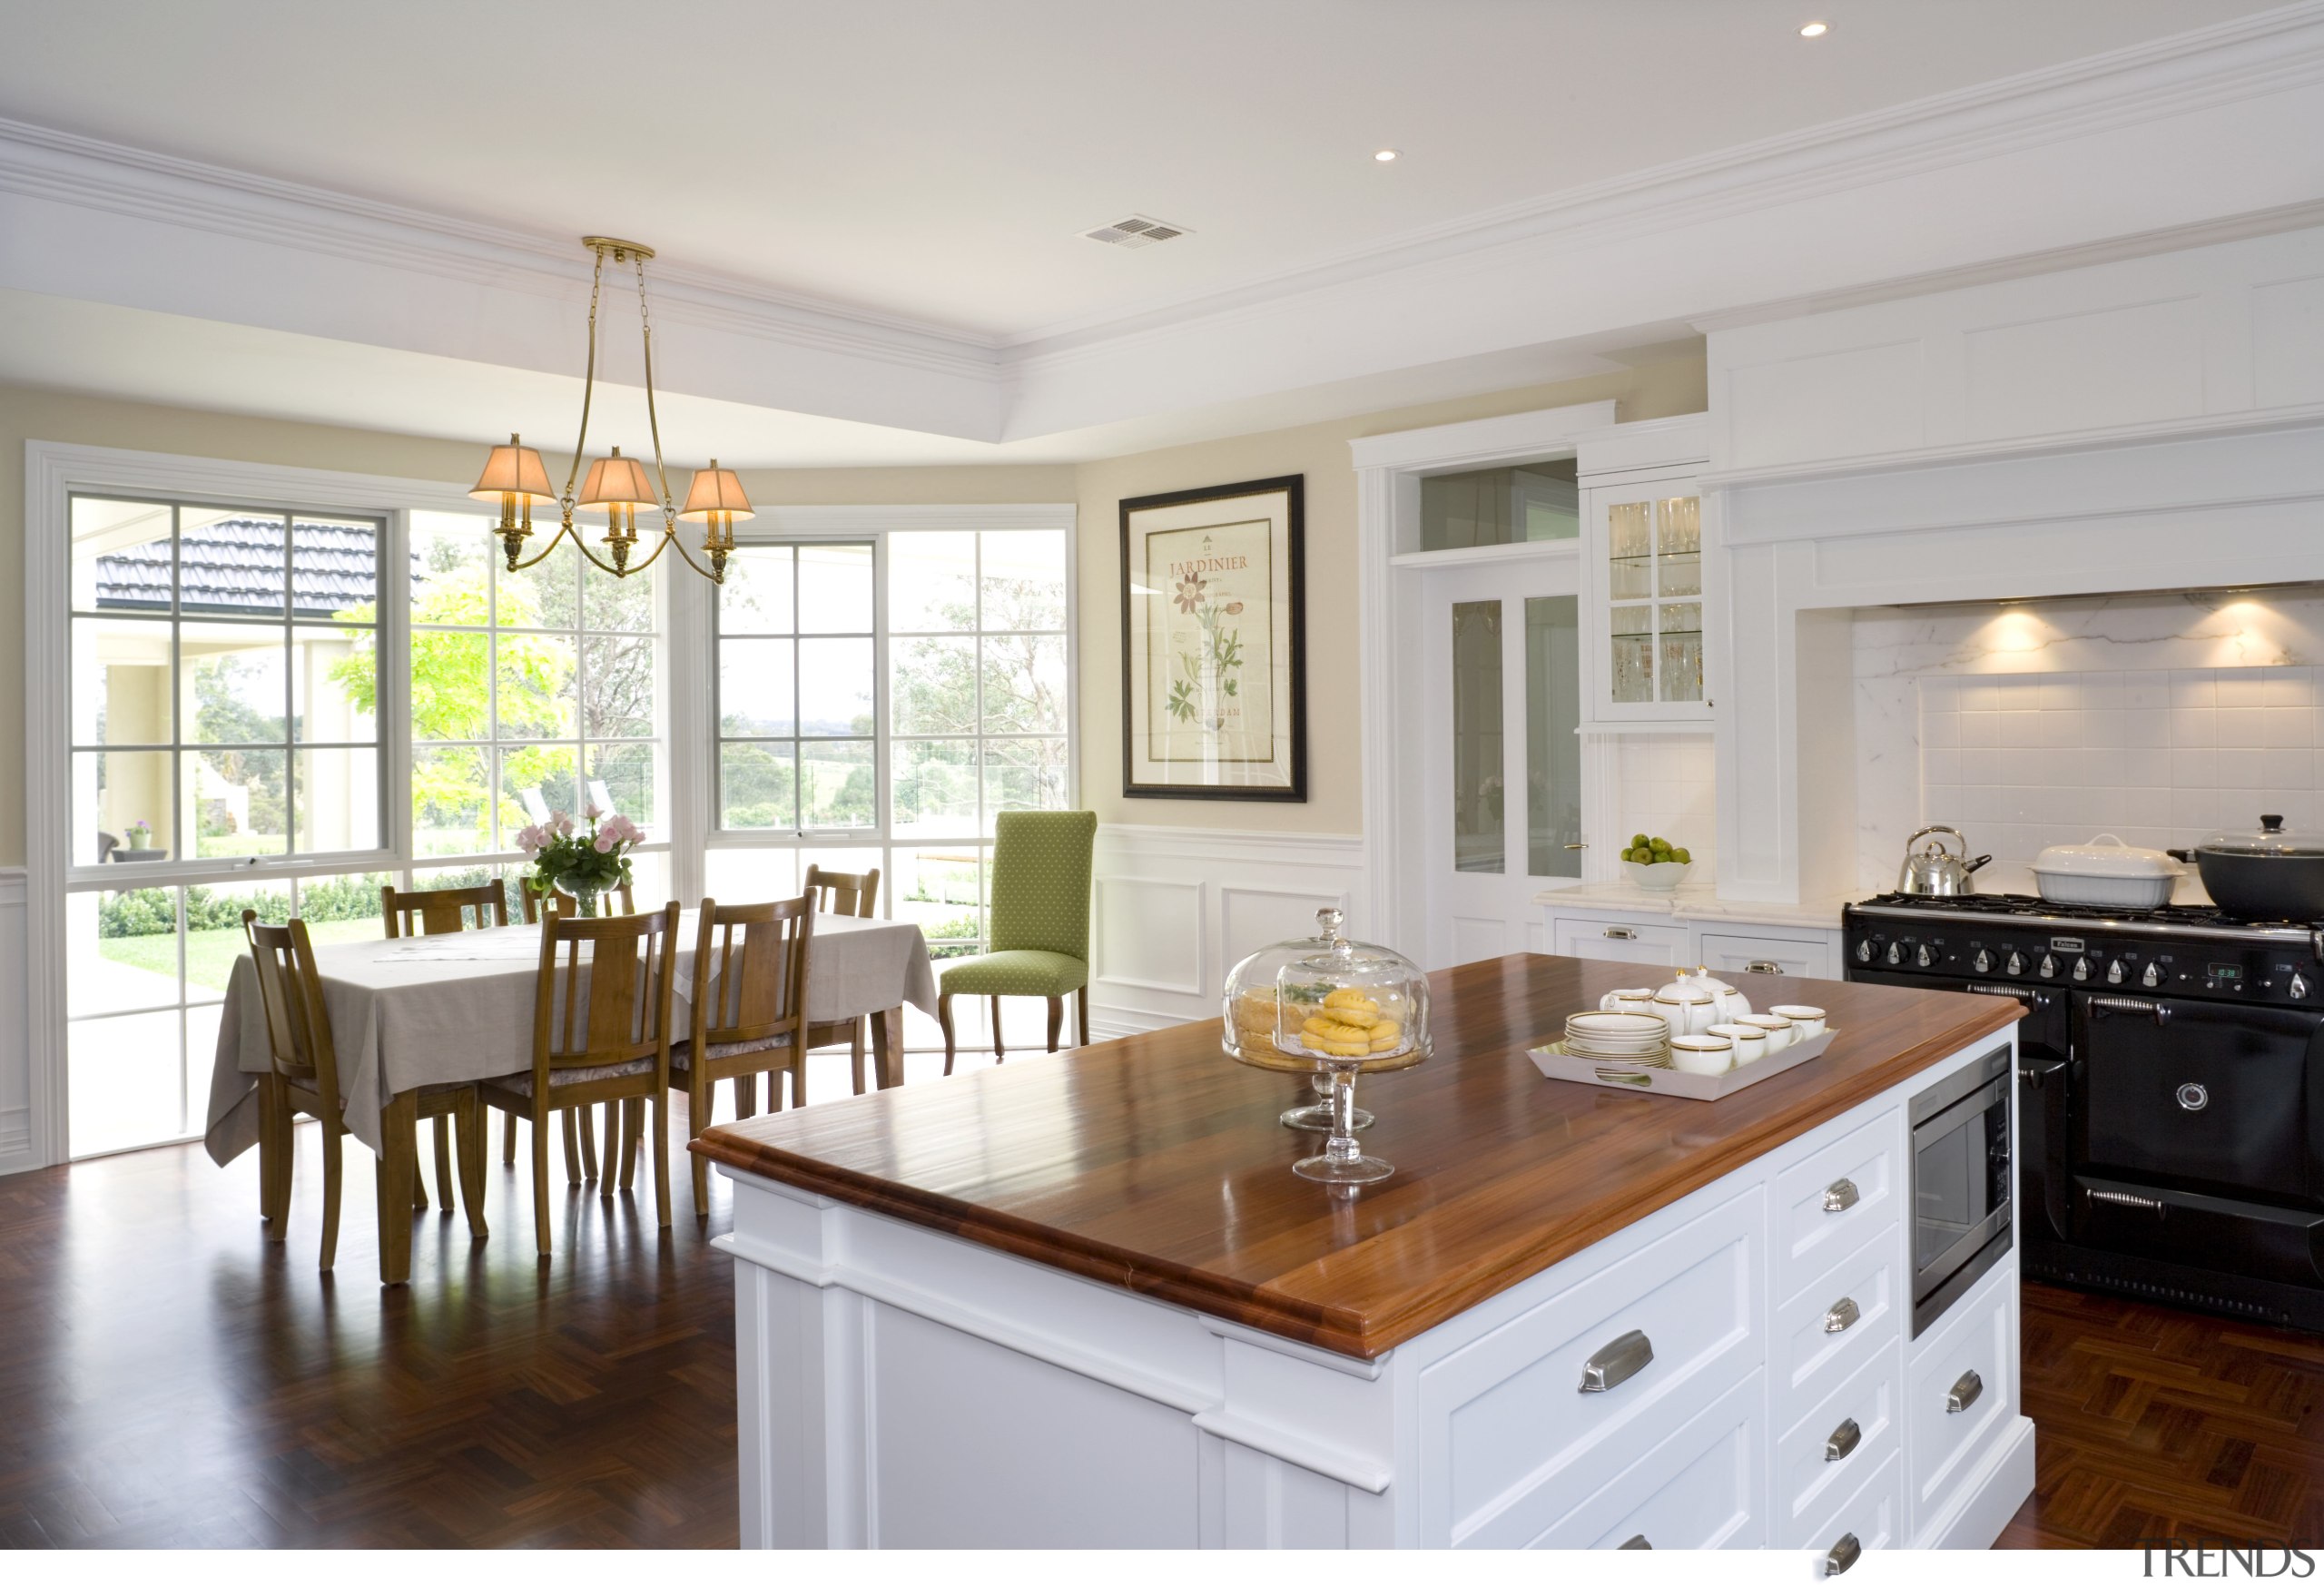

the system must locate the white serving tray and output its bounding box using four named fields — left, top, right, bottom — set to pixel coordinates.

left=1528, top=1028, right=1838, bottom=1100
